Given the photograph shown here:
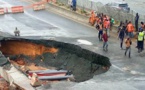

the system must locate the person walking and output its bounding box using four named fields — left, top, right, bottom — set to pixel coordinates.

left=137, top=22, right=145, bottom=49
left=118, top=21, right=123, bottom=33
left=102, top=31, right=108, bottom=51
left=137, top=29, right=144, bottom=53
left=140, top=22, right=145, bottom=50
left=89, top=11, right=96, bottom=26
left=72, top=0, right=76, bottom=11
left=98, top=22, right=103, bottom=41
left=106, top=19, right=110, bottom=37
left=135, top=13, right=139, bottom=32
left=110, top=17, right=114, bottom=31
left=126, top=21, right=134, bottom=38
left=124, top=20, right=129, bottom=36
left=118, top=25, right=125, bottom=49
left=141, top=22, right=145, bottom=31
left=125, top=37, right=132, bottom=58
left=104, top=19, right=110, bottom=37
